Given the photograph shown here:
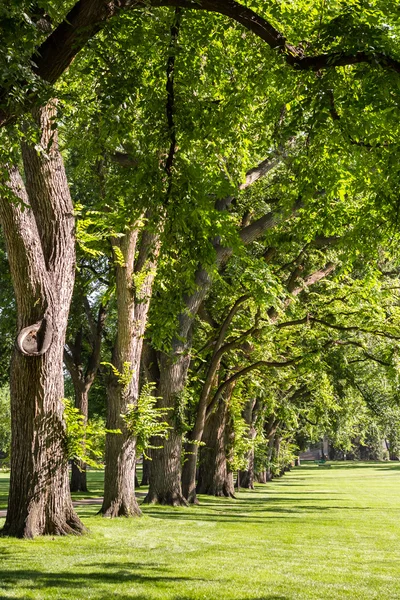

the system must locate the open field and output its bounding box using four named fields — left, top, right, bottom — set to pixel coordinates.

left=0, top=463, right=399, bottom=599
